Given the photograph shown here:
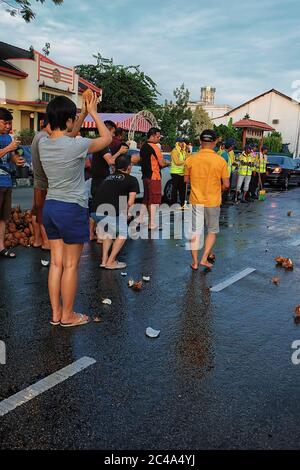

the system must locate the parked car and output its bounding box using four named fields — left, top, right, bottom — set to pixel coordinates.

left=292, top=158, right=300, bottom=168
left=265, top=155, right=300, bottom=189
left=127, top=149, right=174, bottom=203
